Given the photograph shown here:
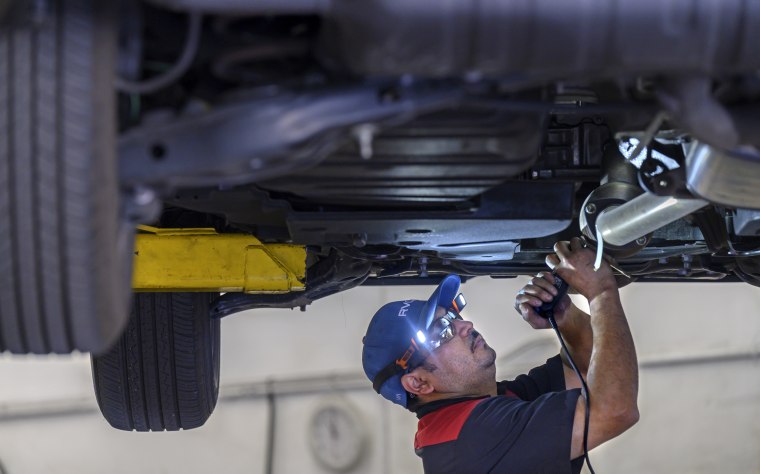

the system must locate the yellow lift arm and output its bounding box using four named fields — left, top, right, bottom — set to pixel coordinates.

left=132, top=226, right=306, bottom=293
